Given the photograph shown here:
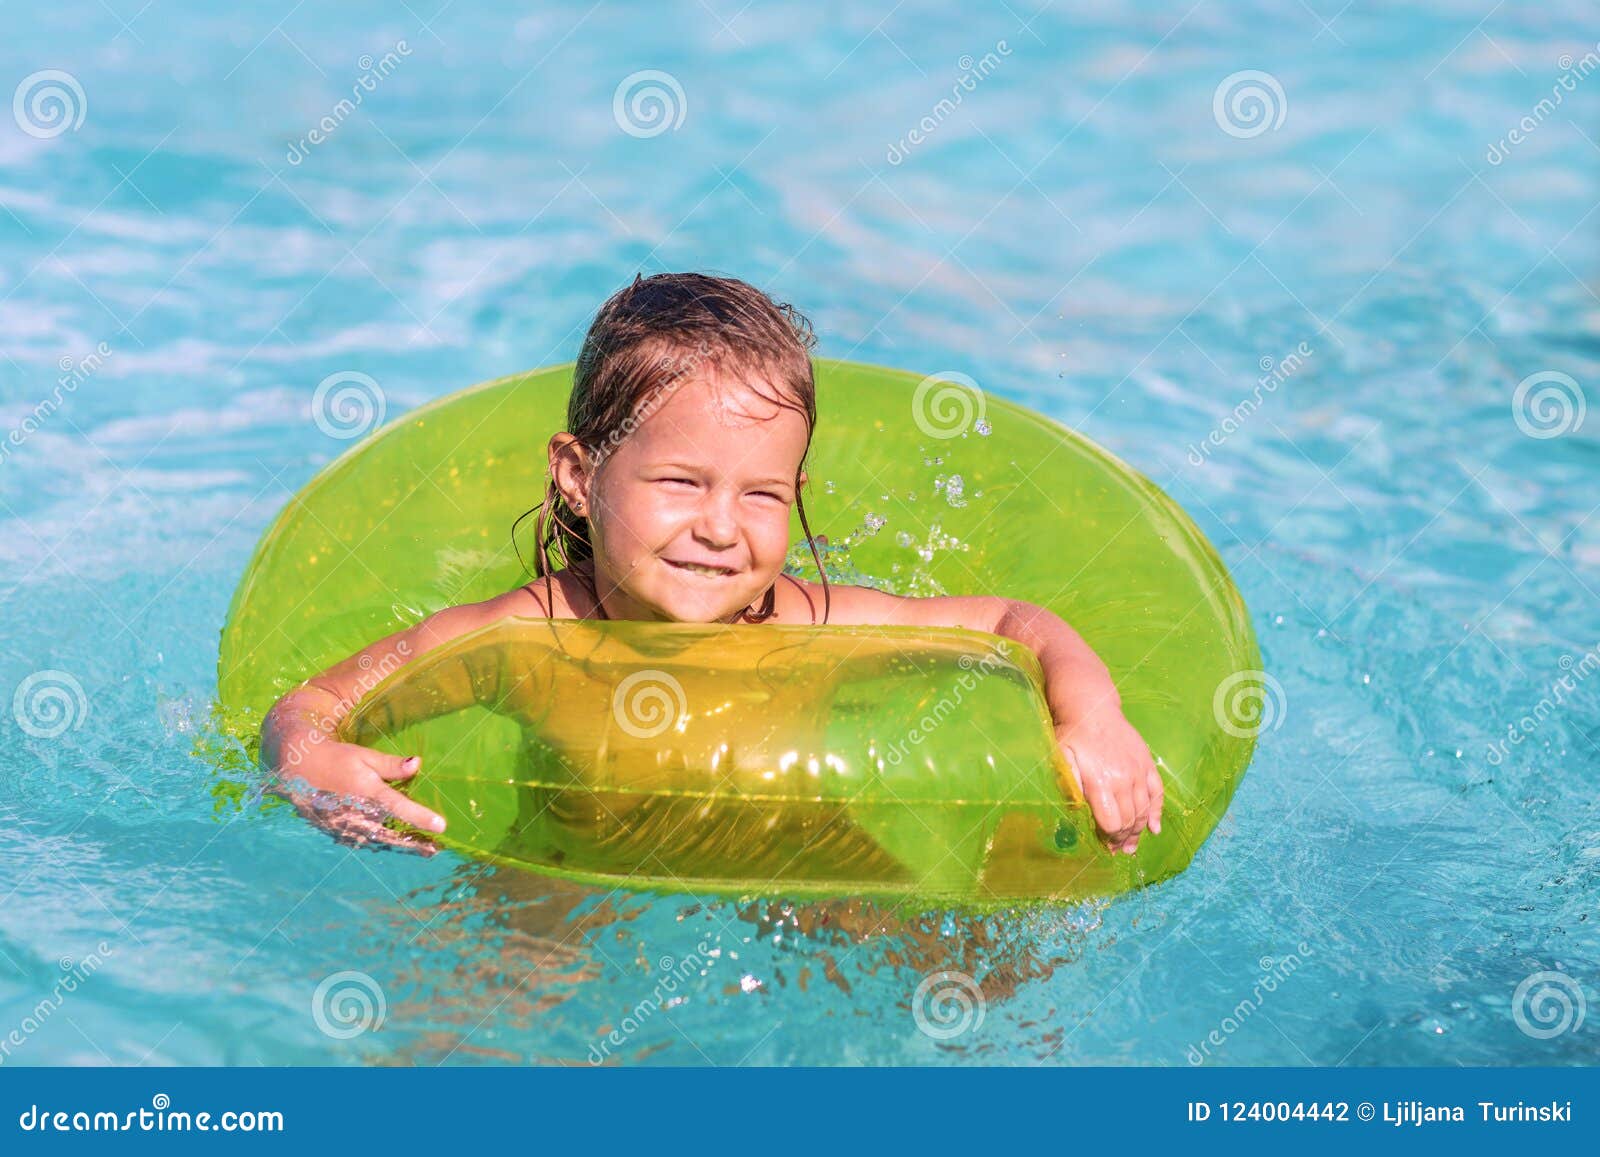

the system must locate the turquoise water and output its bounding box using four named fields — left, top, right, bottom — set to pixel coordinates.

left=3, top=2, right=1598, bottom=1065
